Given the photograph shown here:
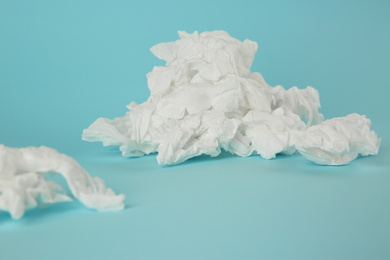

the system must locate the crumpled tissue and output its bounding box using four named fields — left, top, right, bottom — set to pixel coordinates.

left=0, top=145, right=125, bottom=219
left=294, top=113, right=380, bottom=165
left=82, top=30, right=380, bottom=165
